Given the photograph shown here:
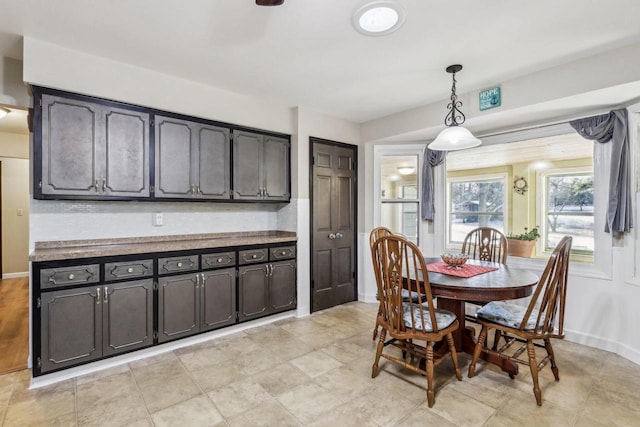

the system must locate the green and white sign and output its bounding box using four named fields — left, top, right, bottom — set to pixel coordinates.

left=479, top=87, right=501, bottom=111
